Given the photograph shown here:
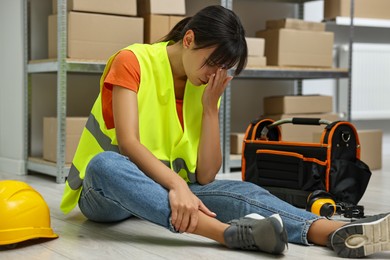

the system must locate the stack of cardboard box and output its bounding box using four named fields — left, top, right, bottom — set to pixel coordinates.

left=245, top=37, right=267, bottom=67
left=231, top=95, right=383, bottom=170
left=48, top=0, right=144, bottom=60
left=263, top=95, right=340, bottom=142
left=138, top=0, right=186, bottom=44
left=230, top=95, right=338, bottom=154
left=256, top=18, right=334, bottom=67
left=263, top=94, right=383, bottom=170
